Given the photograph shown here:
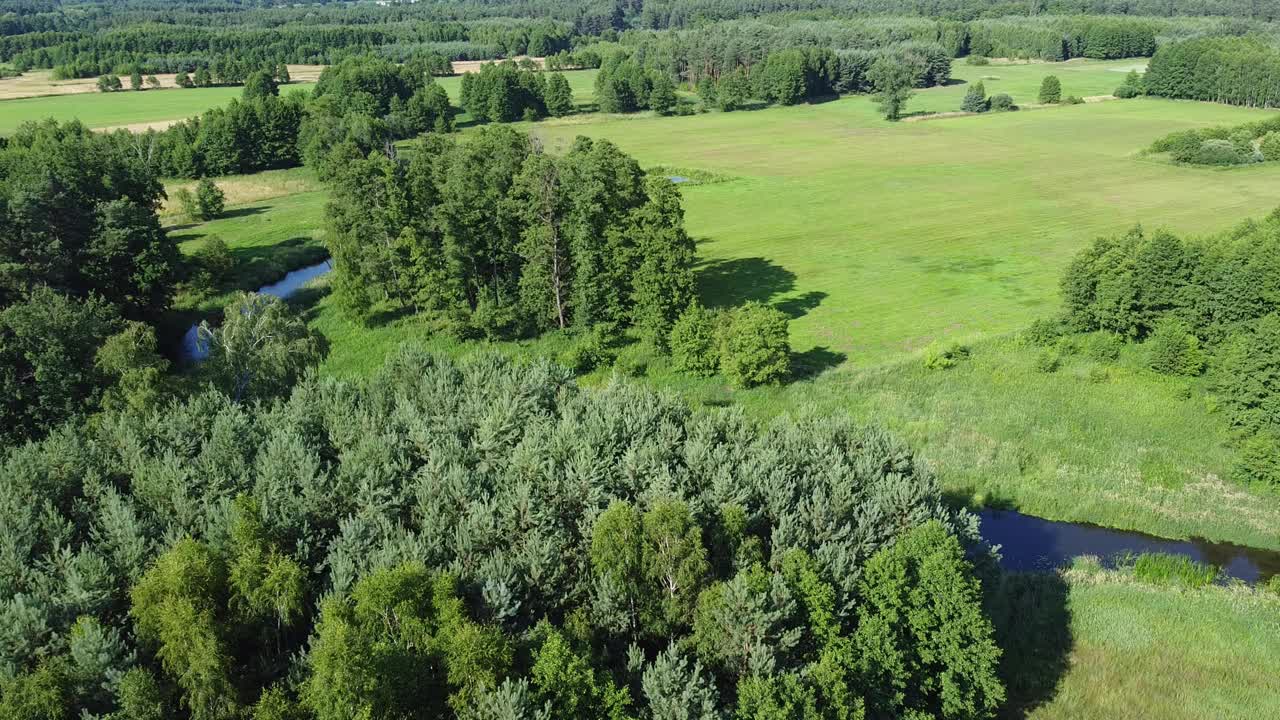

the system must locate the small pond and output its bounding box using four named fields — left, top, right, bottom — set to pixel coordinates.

left=180, top=259, right=333, bottom=362
left=980, top=509, right=1280, bottom=584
